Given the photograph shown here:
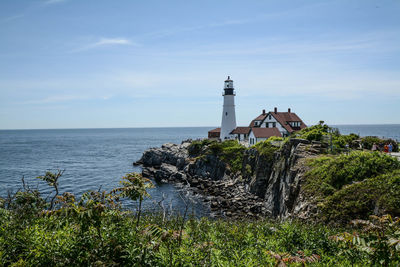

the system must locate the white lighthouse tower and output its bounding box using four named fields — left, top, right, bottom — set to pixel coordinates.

left=220, top=76, right=237, bottom=140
